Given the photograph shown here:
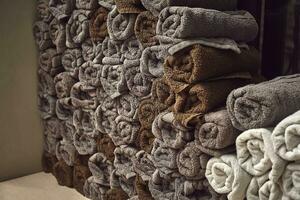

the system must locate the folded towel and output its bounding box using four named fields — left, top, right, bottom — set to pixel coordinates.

left=138, top=128, right=155, bottom=153
left=115, top=0, right=145, bottom=14
left=75, top=0, right=98, bottom=10
left=70, top=82, right=98, bottom=110
left=135, top=11, right=158, bottom=47
left=282, top=162, right=300, bottom=200
left=83, top=176, right=110, bottom=200
left=272, top=110, right=300, bottom=161
left=206, top=154, right=251, bottom=200
left=88, top=153, right=113, bottom=186
left=117, top=94, right=139, bottom=119
left=114, top=146, right=137, bottom=179
left=236, top=128, right=286, bottom=180
left=102, top=37, right=123, bottom=64
left=74, top=130, right=98, bottom=155
left=176, top=142, right=210, bottom=180
left=73, top=109, right=95, bottom=132
left=43, top=117, right=64, bottom=139
left=124, top=59, right=152, bottom=97
left=38, top=69, right=56, bottom=96
left=194, top=109, right=240, bottom=157
left=157, top=7, right=258, bottom=42
left=37, top=0, right=53, bottom=22
left=49, top=0, right=75, bottom=20
left=110, top=169, right=137, bottom=197
left=53, top=160, right=74, bottom=187
left=38, top=94, right=57, bottom=120
left=66, top=10, right=91, bottom=48
left=246, top=174, right=269, bottom=200
left=33, top=21, right=53, bottom=51
left=54, top=72, right=77, bottom=98
left=79, top=61, right=101, bottom=87
left=89, top=7, right=109, bottom=44
left=132, top=151, right=156, bottom=181
left=140, top=45, right=170, bottom=78
left=97, top=133, right=116, bottom=162
left=227, top=74, right=300, bottom=131
left=152, top=111, right=193, bottom=149
left=73, top=164, right=92, bottom=194
left=164, top=45, right=260, bottom=85
left=151, top=77, right=175, bottom=110
left=42, top=151, right=58, bottom=173
left=56, top=140, right=76, bottom=166
left=56, top=97, right=74, bottom=122
left=49, top=18, right=66, bottom=53
left=121, top=37, right=144, bottom=61
left=81, top=39, right=96, bottom=62
left=135, top=175, right=154, bottom=200
left=107, top=7, right=136, bottom=41
left=62, top=48, right=84, bottom=73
